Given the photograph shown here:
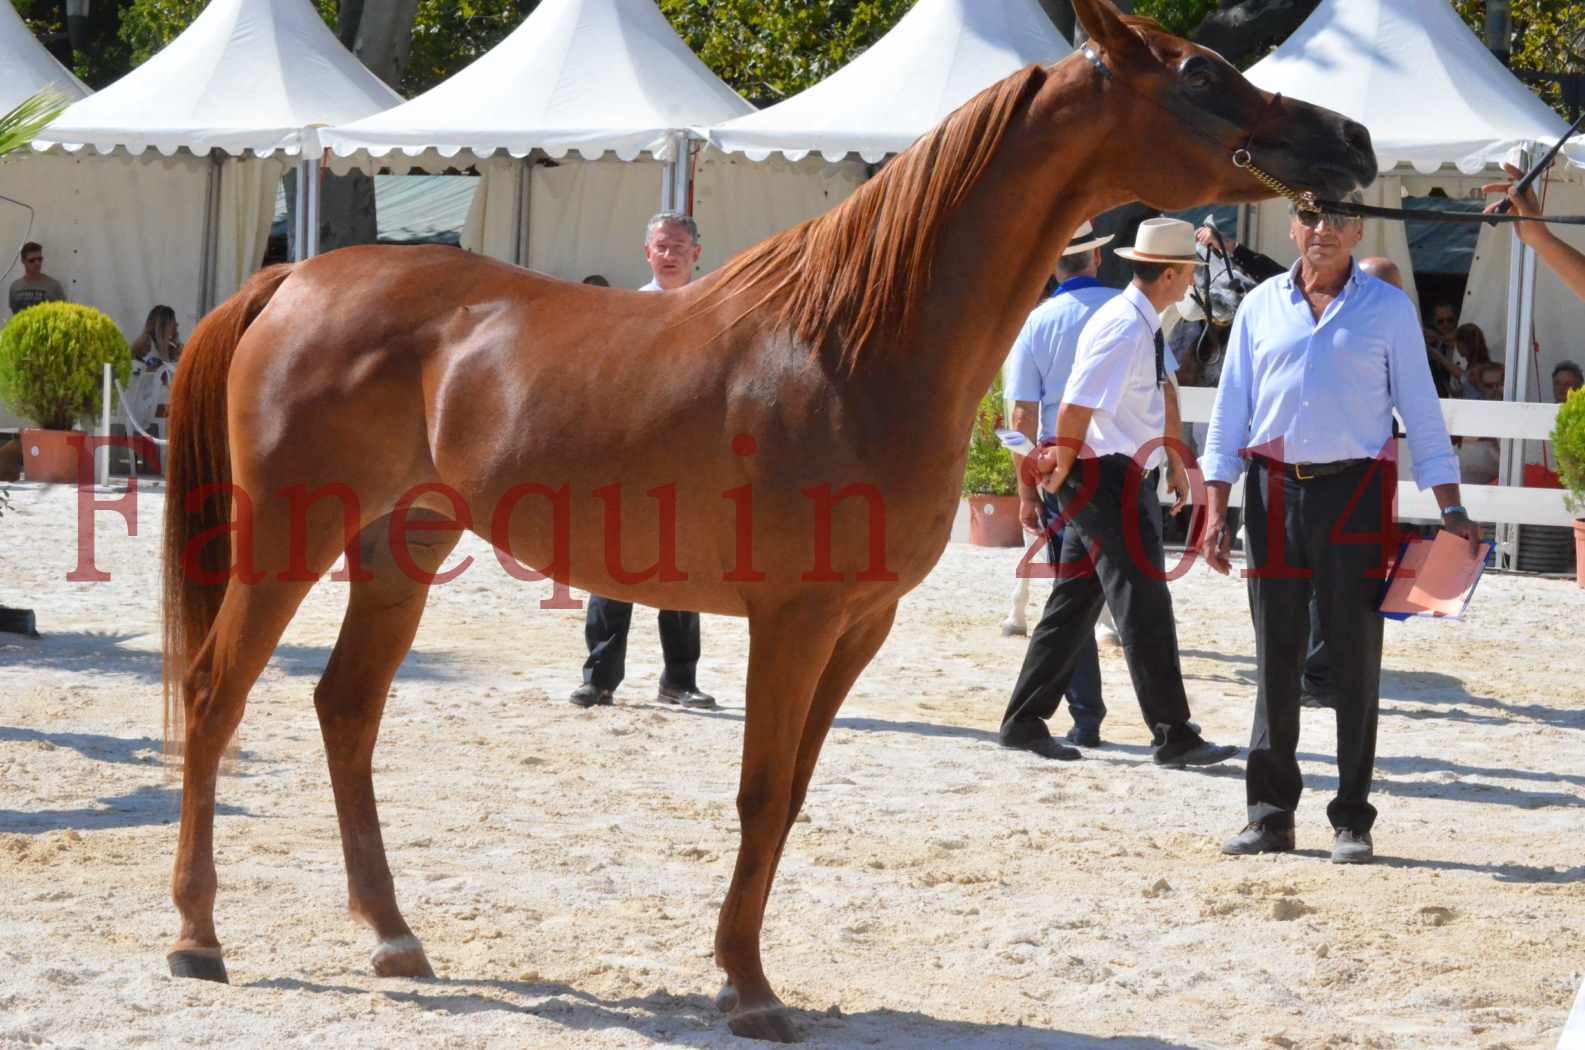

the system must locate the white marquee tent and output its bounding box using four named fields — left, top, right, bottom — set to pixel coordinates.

left=18, top=0, right=398, bottom=338
left=1242, top=0, right=1583, bottom=408
left=320, top=0, right=770, bottom=290
left=0, top=1, right=88, bottom=116
left=0, top=3, right=90, bottom=431
left=694, top=0, right=1074, bottom=269
left=704, top=0, right=1073, bottom=162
